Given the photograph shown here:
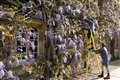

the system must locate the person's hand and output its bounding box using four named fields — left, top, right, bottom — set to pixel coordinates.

left=88, top=48, right=92, bottom=51
left=89, top=47, right=94, bottom=51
